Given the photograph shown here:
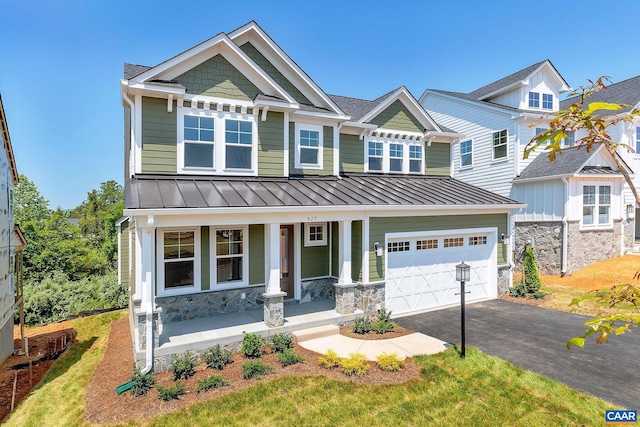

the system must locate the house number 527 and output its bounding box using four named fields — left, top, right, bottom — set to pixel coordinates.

left=307, top=216, right=317, bottom=221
